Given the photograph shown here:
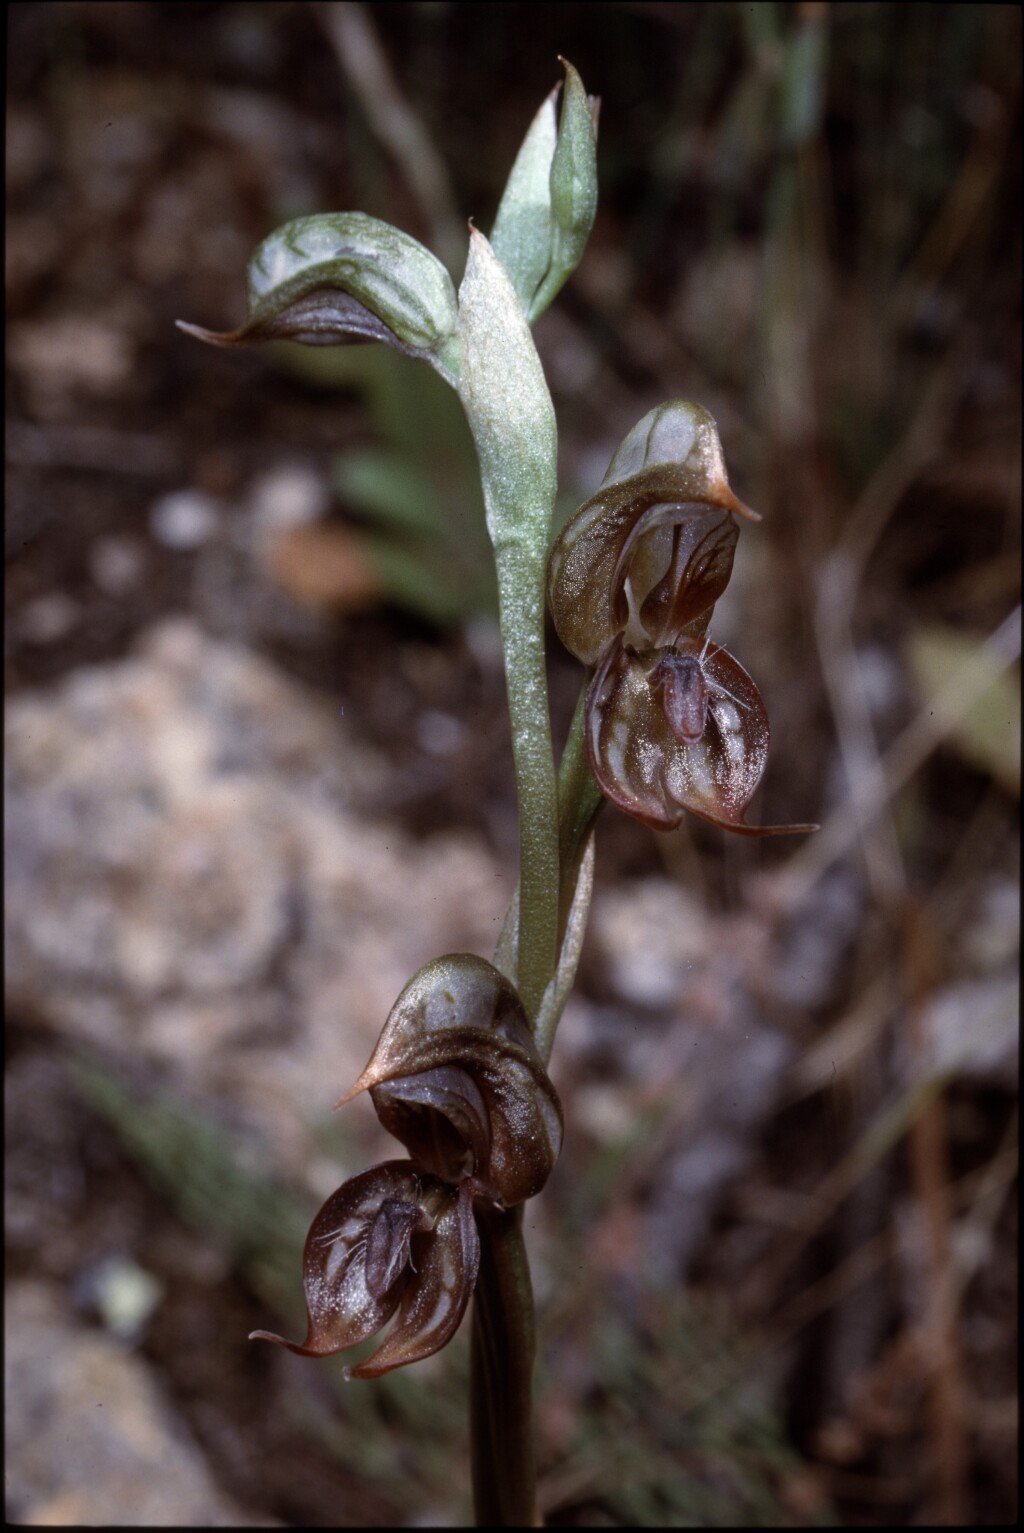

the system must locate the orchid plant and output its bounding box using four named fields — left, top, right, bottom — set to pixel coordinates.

left=180, top=60, right=813, bottom=1527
